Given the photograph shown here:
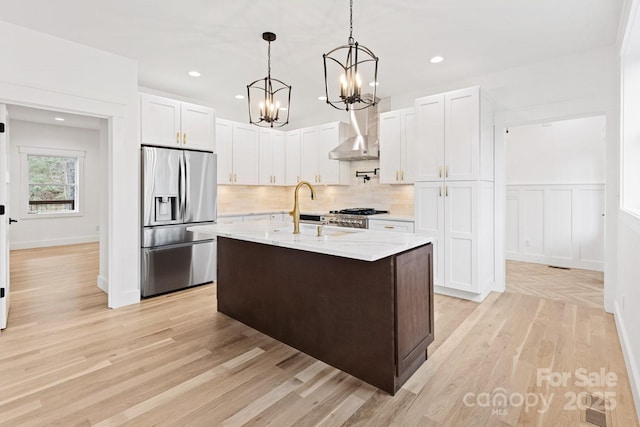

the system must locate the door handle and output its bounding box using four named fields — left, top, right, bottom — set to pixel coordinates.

left=9, top=218, right=18, bottom=224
